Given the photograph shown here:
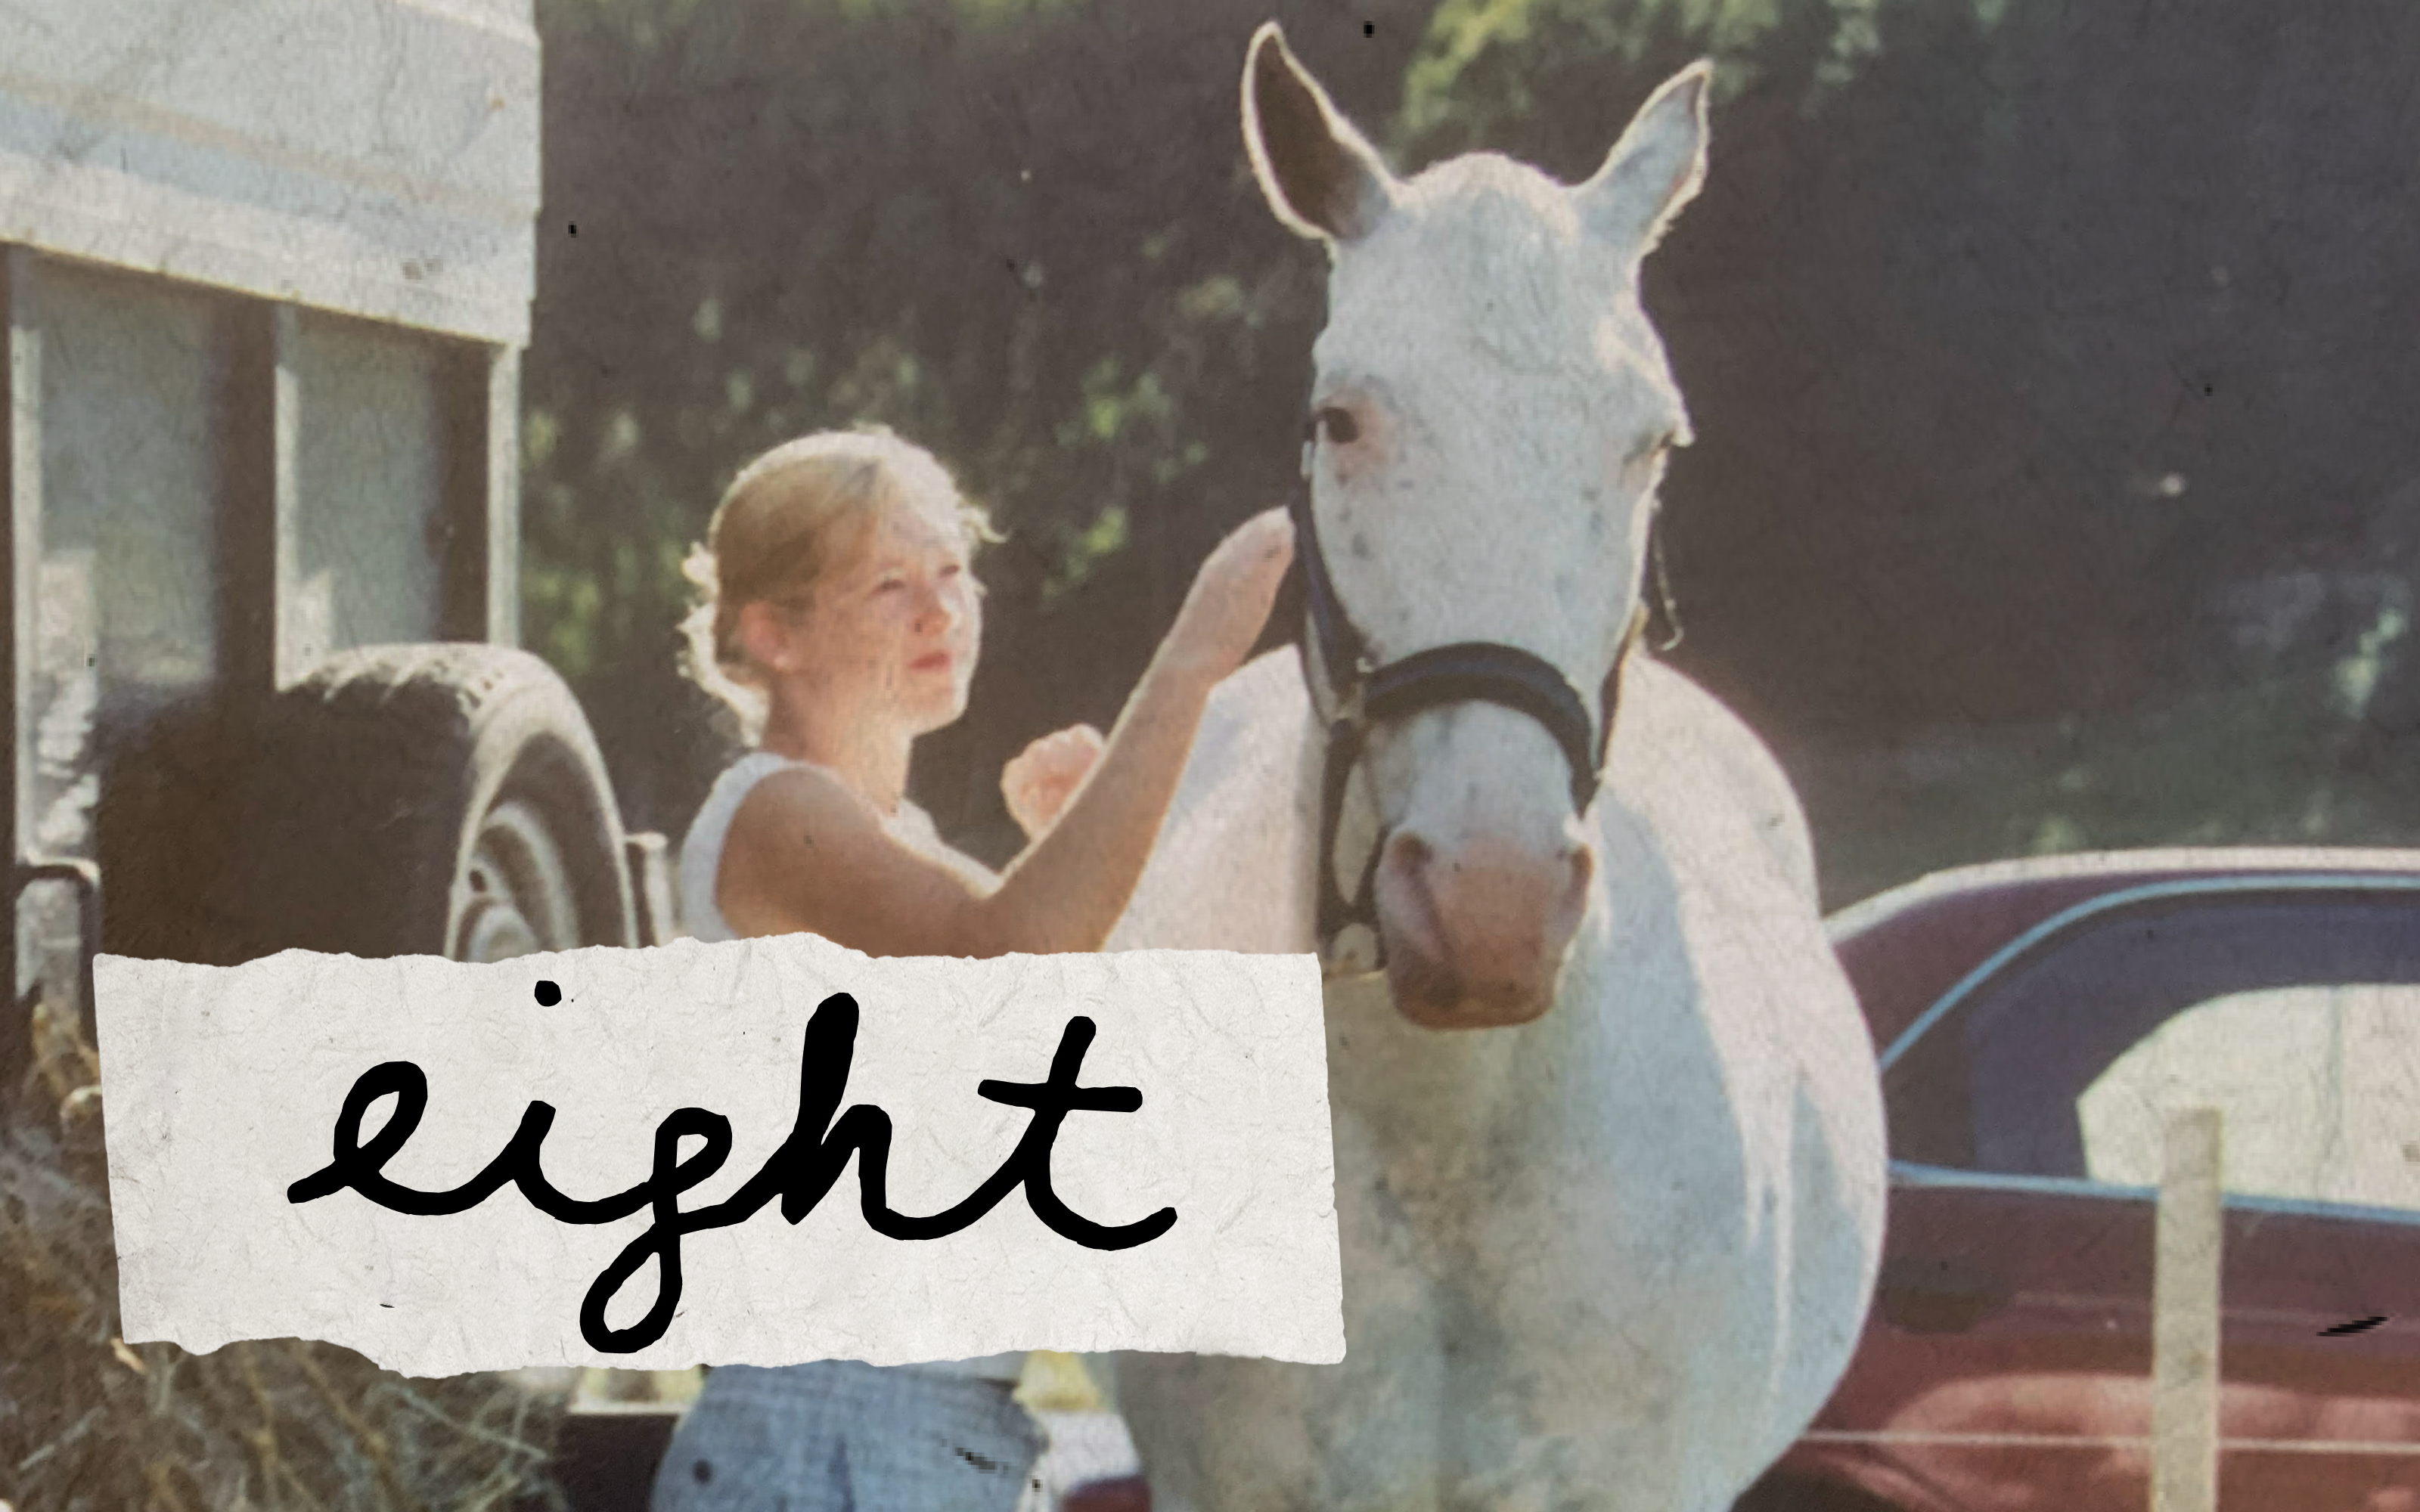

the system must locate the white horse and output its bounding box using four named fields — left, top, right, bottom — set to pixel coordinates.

left=1090, top=24, right=1888, bottom=1512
